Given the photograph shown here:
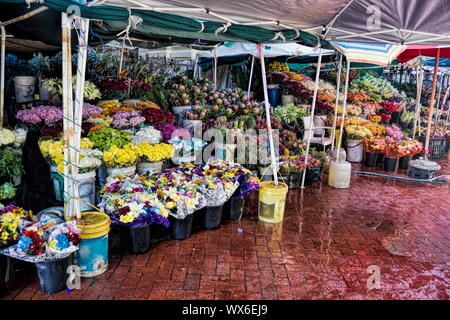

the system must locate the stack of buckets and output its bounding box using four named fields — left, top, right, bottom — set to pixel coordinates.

left=258, top=181, right=288, bottom=223
left=77, top=211, right=111, bottom=277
